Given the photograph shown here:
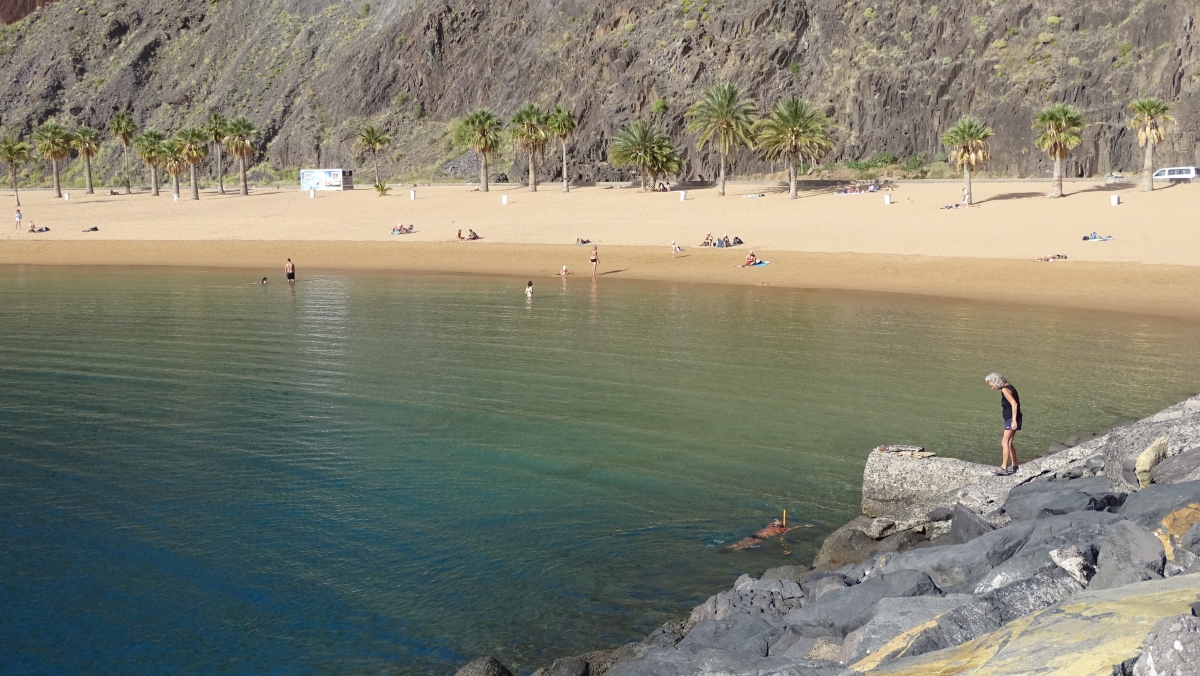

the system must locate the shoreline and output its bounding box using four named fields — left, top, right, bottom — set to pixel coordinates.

left=3, top=240, right=1200, bottom=321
